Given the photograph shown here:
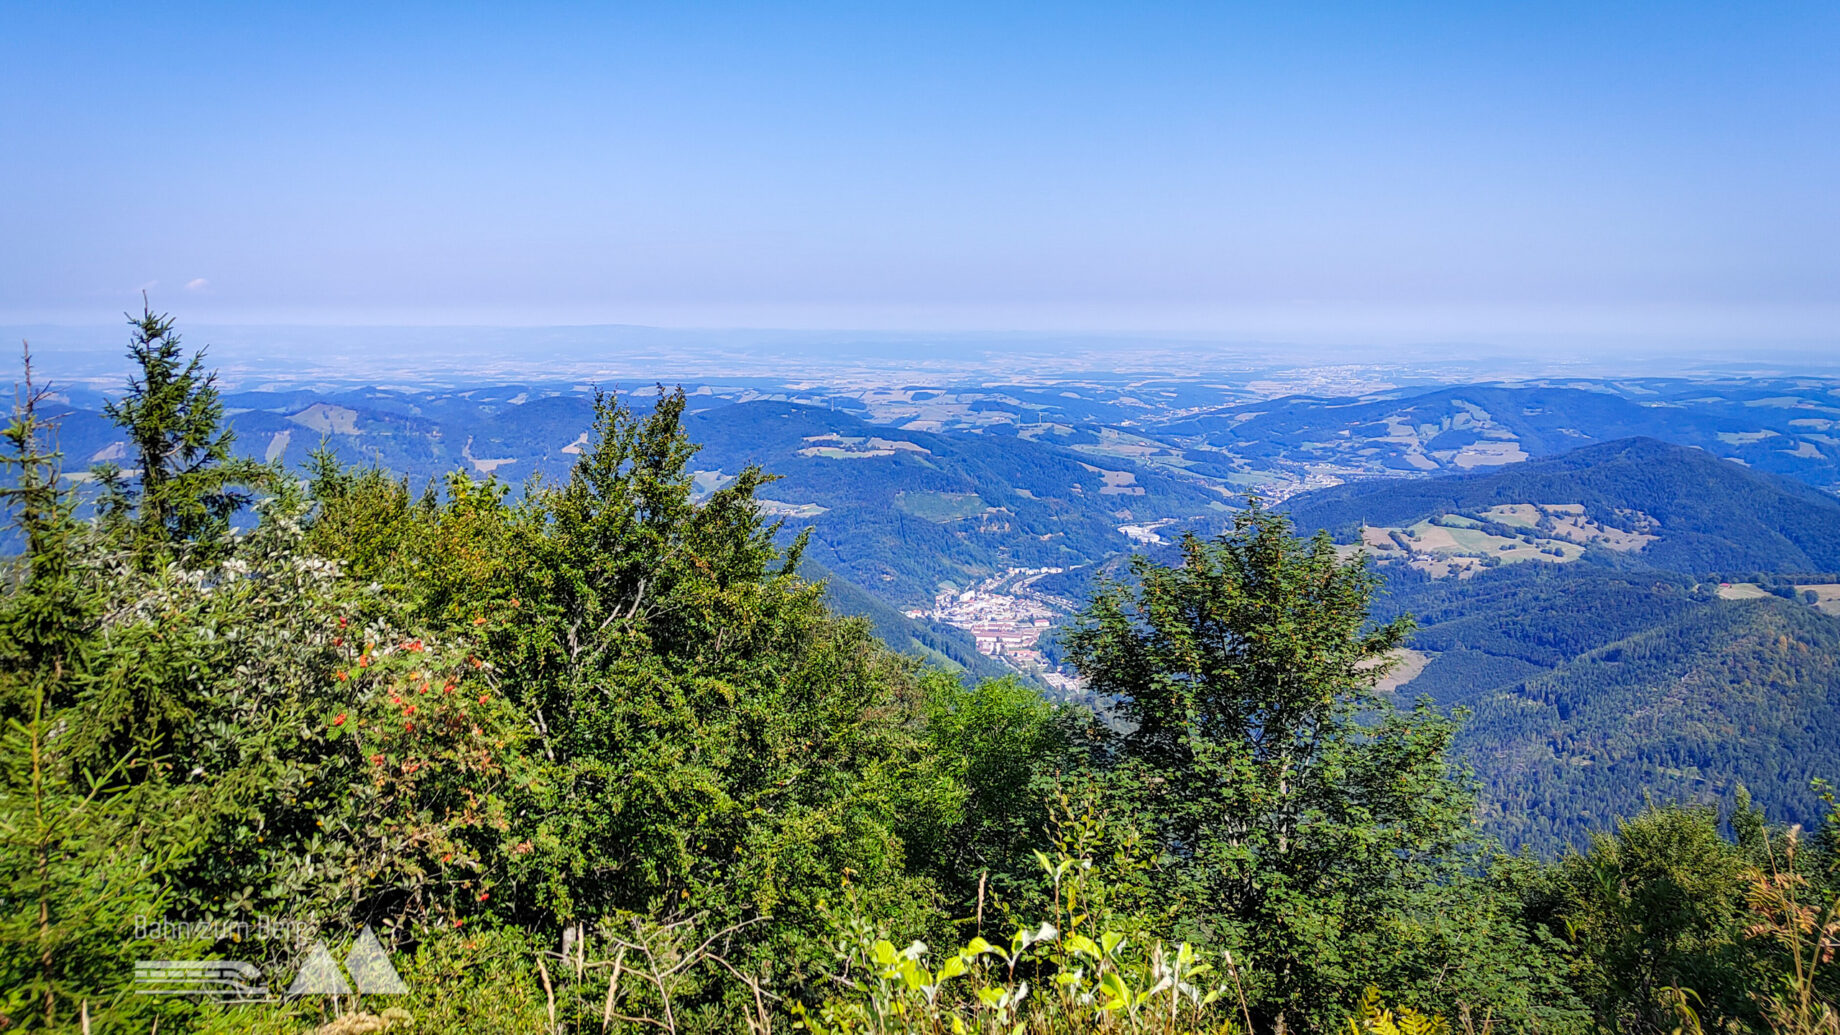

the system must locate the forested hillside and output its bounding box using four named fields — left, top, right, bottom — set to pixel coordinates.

left=1274, top=443, right=1840, bottom=848
left=1373, top=564, right=1840, bottom=846
left=683, top=400, right=1232, bottom=604
left=1286, top=437, right=1840, bottom=572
